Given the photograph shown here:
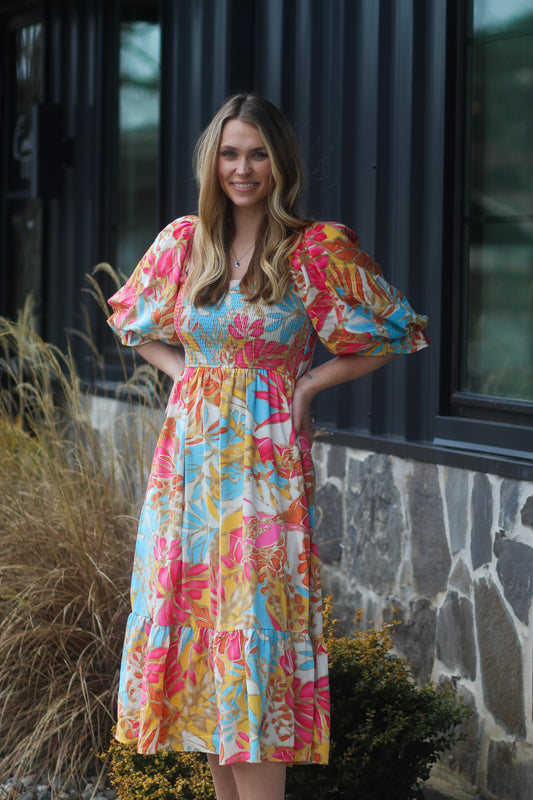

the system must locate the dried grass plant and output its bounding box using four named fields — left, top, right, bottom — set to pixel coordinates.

left=0, top=284, right=166, bottom=793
